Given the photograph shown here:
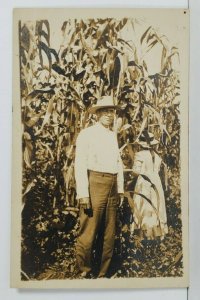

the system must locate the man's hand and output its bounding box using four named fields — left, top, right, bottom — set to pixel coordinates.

left=78, top=197, right=91, bottom=210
